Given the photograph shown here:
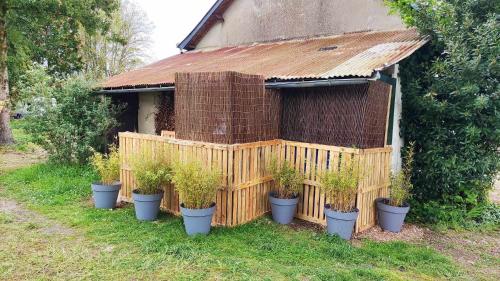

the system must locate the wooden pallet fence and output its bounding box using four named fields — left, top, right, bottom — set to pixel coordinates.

left=119, top=132, right=280, bottom=226
left=355, top=147, right=392, bottom=232
left=119, top=132, right=391, bottom=232
left=160, top=130, right=175, bottom=138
